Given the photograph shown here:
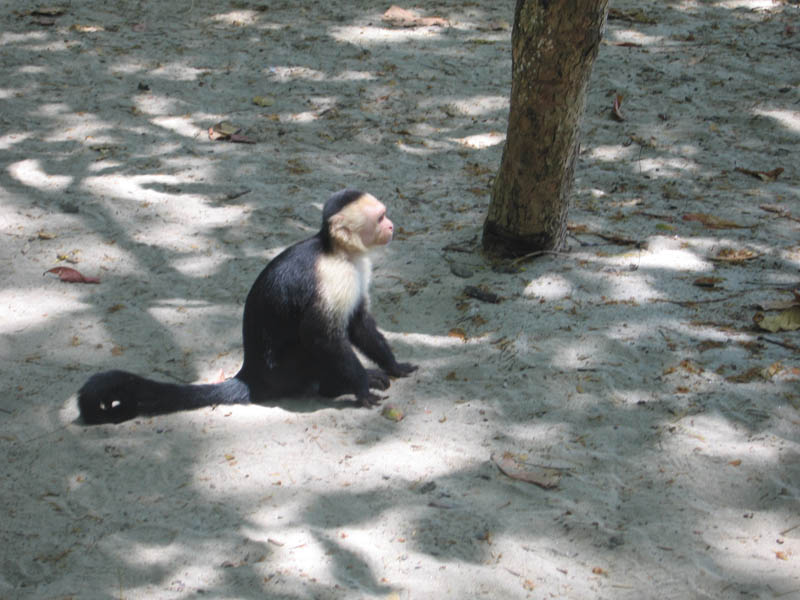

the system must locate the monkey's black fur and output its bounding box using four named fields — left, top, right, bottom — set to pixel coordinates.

left=78, top=189, right=415, bottom=424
